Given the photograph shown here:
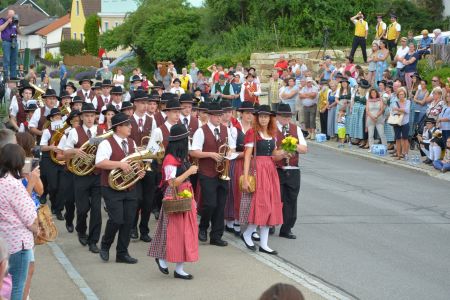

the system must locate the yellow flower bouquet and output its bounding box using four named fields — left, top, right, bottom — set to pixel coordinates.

left=280, top=136, right=298, bottom=165
left=177, top=189, right=193, bottom=199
